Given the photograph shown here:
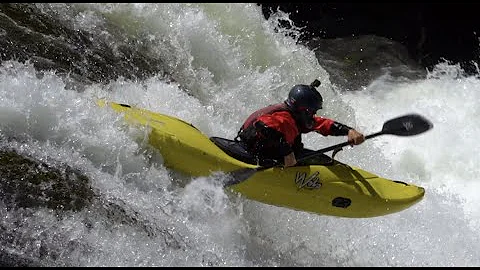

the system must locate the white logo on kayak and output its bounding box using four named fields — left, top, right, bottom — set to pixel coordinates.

left=295, top=171, right=322, bottom=189
left=403, top=121, right=413, bottom=130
